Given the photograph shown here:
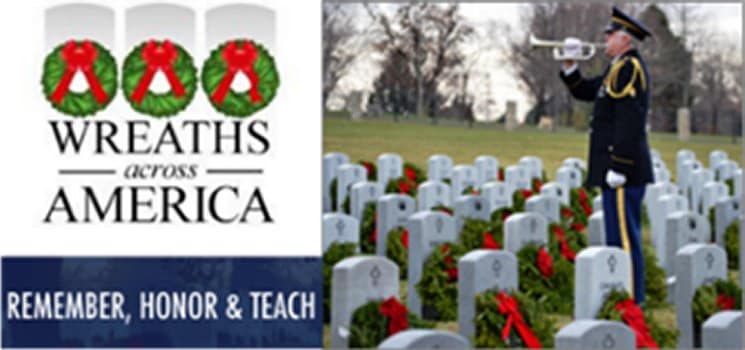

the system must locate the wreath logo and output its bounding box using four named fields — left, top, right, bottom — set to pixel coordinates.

left=42, top=37, right=280, bottom=118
